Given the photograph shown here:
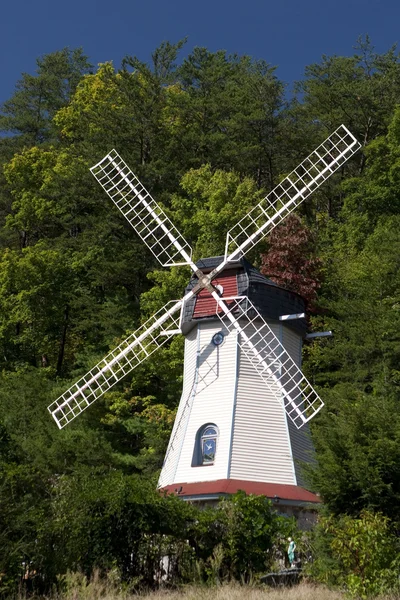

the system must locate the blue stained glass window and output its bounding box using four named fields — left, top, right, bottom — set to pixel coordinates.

left=201, top=425, right=218, bottom=464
